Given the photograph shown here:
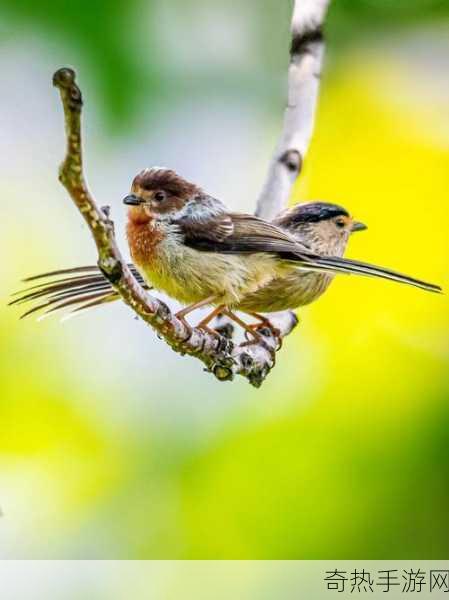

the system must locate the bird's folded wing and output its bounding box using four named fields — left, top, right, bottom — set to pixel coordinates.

left=179, top=212, right=442, bottom=293
left=179, top=212, right=314, bottom=255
